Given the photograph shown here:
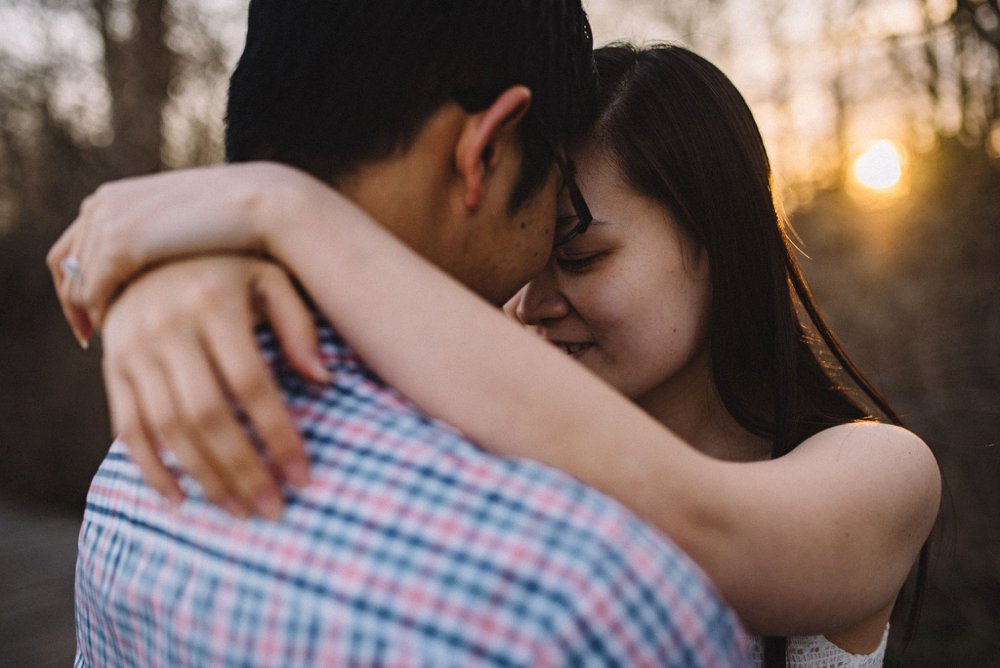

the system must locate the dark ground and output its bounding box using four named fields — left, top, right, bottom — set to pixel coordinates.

left=0, top=498, right=79, bottom=667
